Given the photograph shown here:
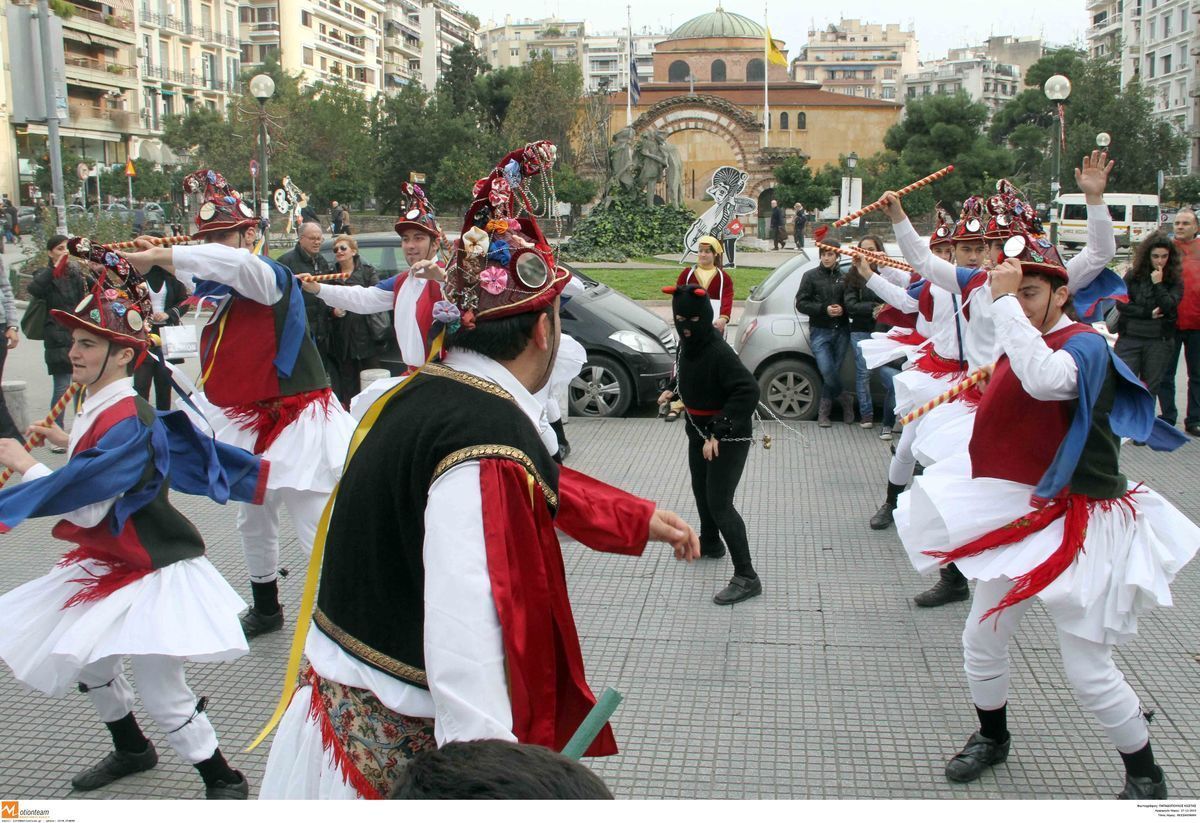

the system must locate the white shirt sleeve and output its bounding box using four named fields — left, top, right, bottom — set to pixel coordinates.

left=312, top=283, right=394, bottom=314
left=19, top=463, right=118, bottom=528
left=991, top=295, right=1078, bottom=401
left=876, top=266, right=912, bottom=288
left=866, top=273, right=919, bottom=313
left=423, top=461, right=515, bottom=746
left=172, top=244, right=283, bottom=306
left=894, top=219, right=963, bottom=294
left=1065, top=203, right=1117, bottom=291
